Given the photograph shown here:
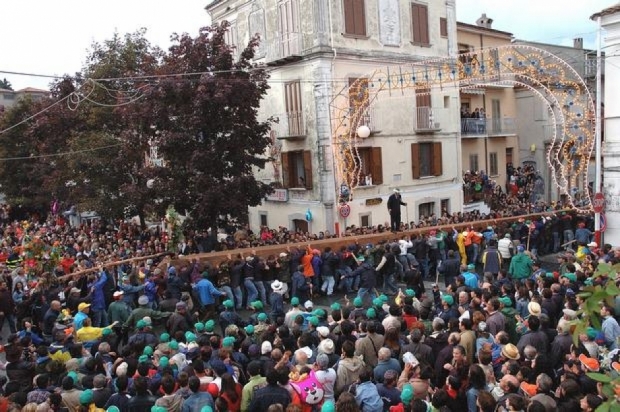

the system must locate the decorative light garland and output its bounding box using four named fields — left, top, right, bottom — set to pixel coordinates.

left=329, top=45, right=595, bottom=210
